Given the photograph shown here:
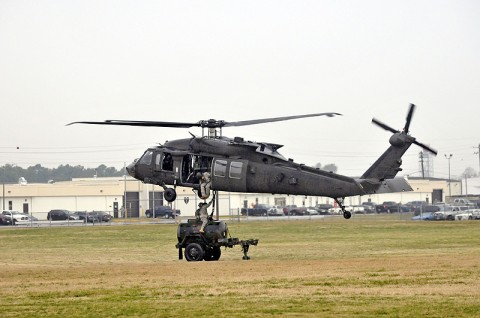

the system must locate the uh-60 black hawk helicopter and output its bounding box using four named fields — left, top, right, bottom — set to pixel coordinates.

left=69, top=103, right=437, bottom=220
